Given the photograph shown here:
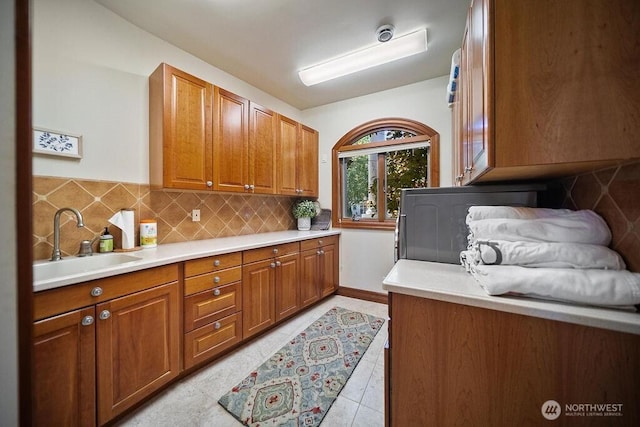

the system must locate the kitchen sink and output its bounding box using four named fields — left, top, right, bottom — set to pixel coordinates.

left=33, top=253, right=143, bottom=283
